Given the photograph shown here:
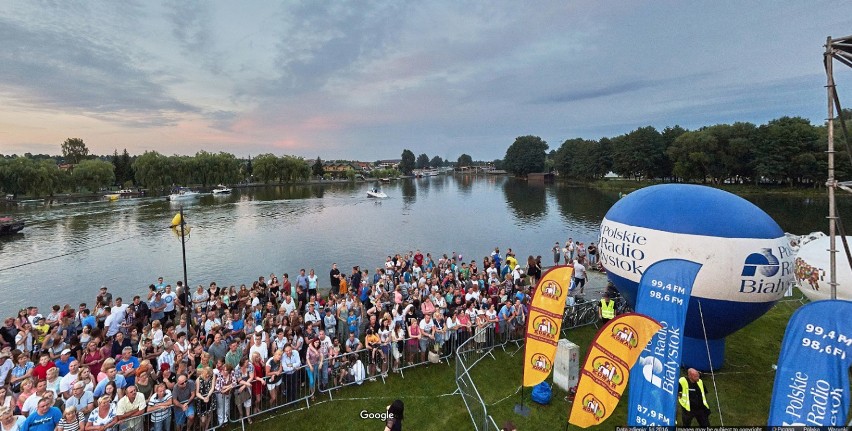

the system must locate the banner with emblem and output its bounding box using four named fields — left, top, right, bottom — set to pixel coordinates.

left=627, top=259, right=702, bottom=427
left=523, top=265, right=574, bottom=387
left=767, top=300, right=852, bottom=426
left=568, top=313, right=661, bottom=428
